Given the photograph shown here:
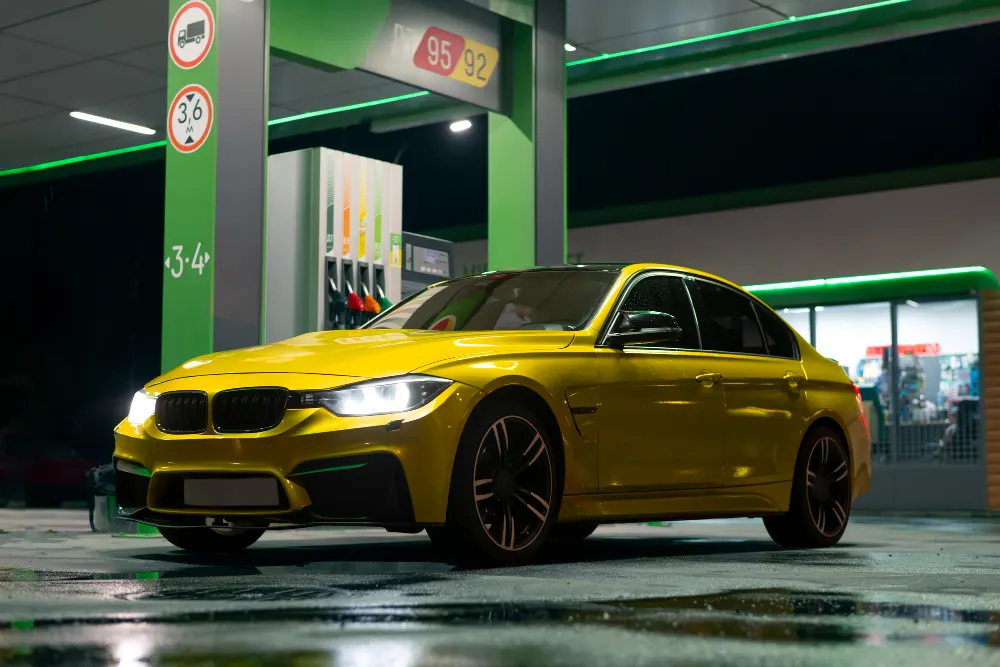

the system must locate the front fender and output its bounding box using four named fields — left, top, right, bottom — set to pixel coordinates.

left=418, top=352, right=601, bottom=494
